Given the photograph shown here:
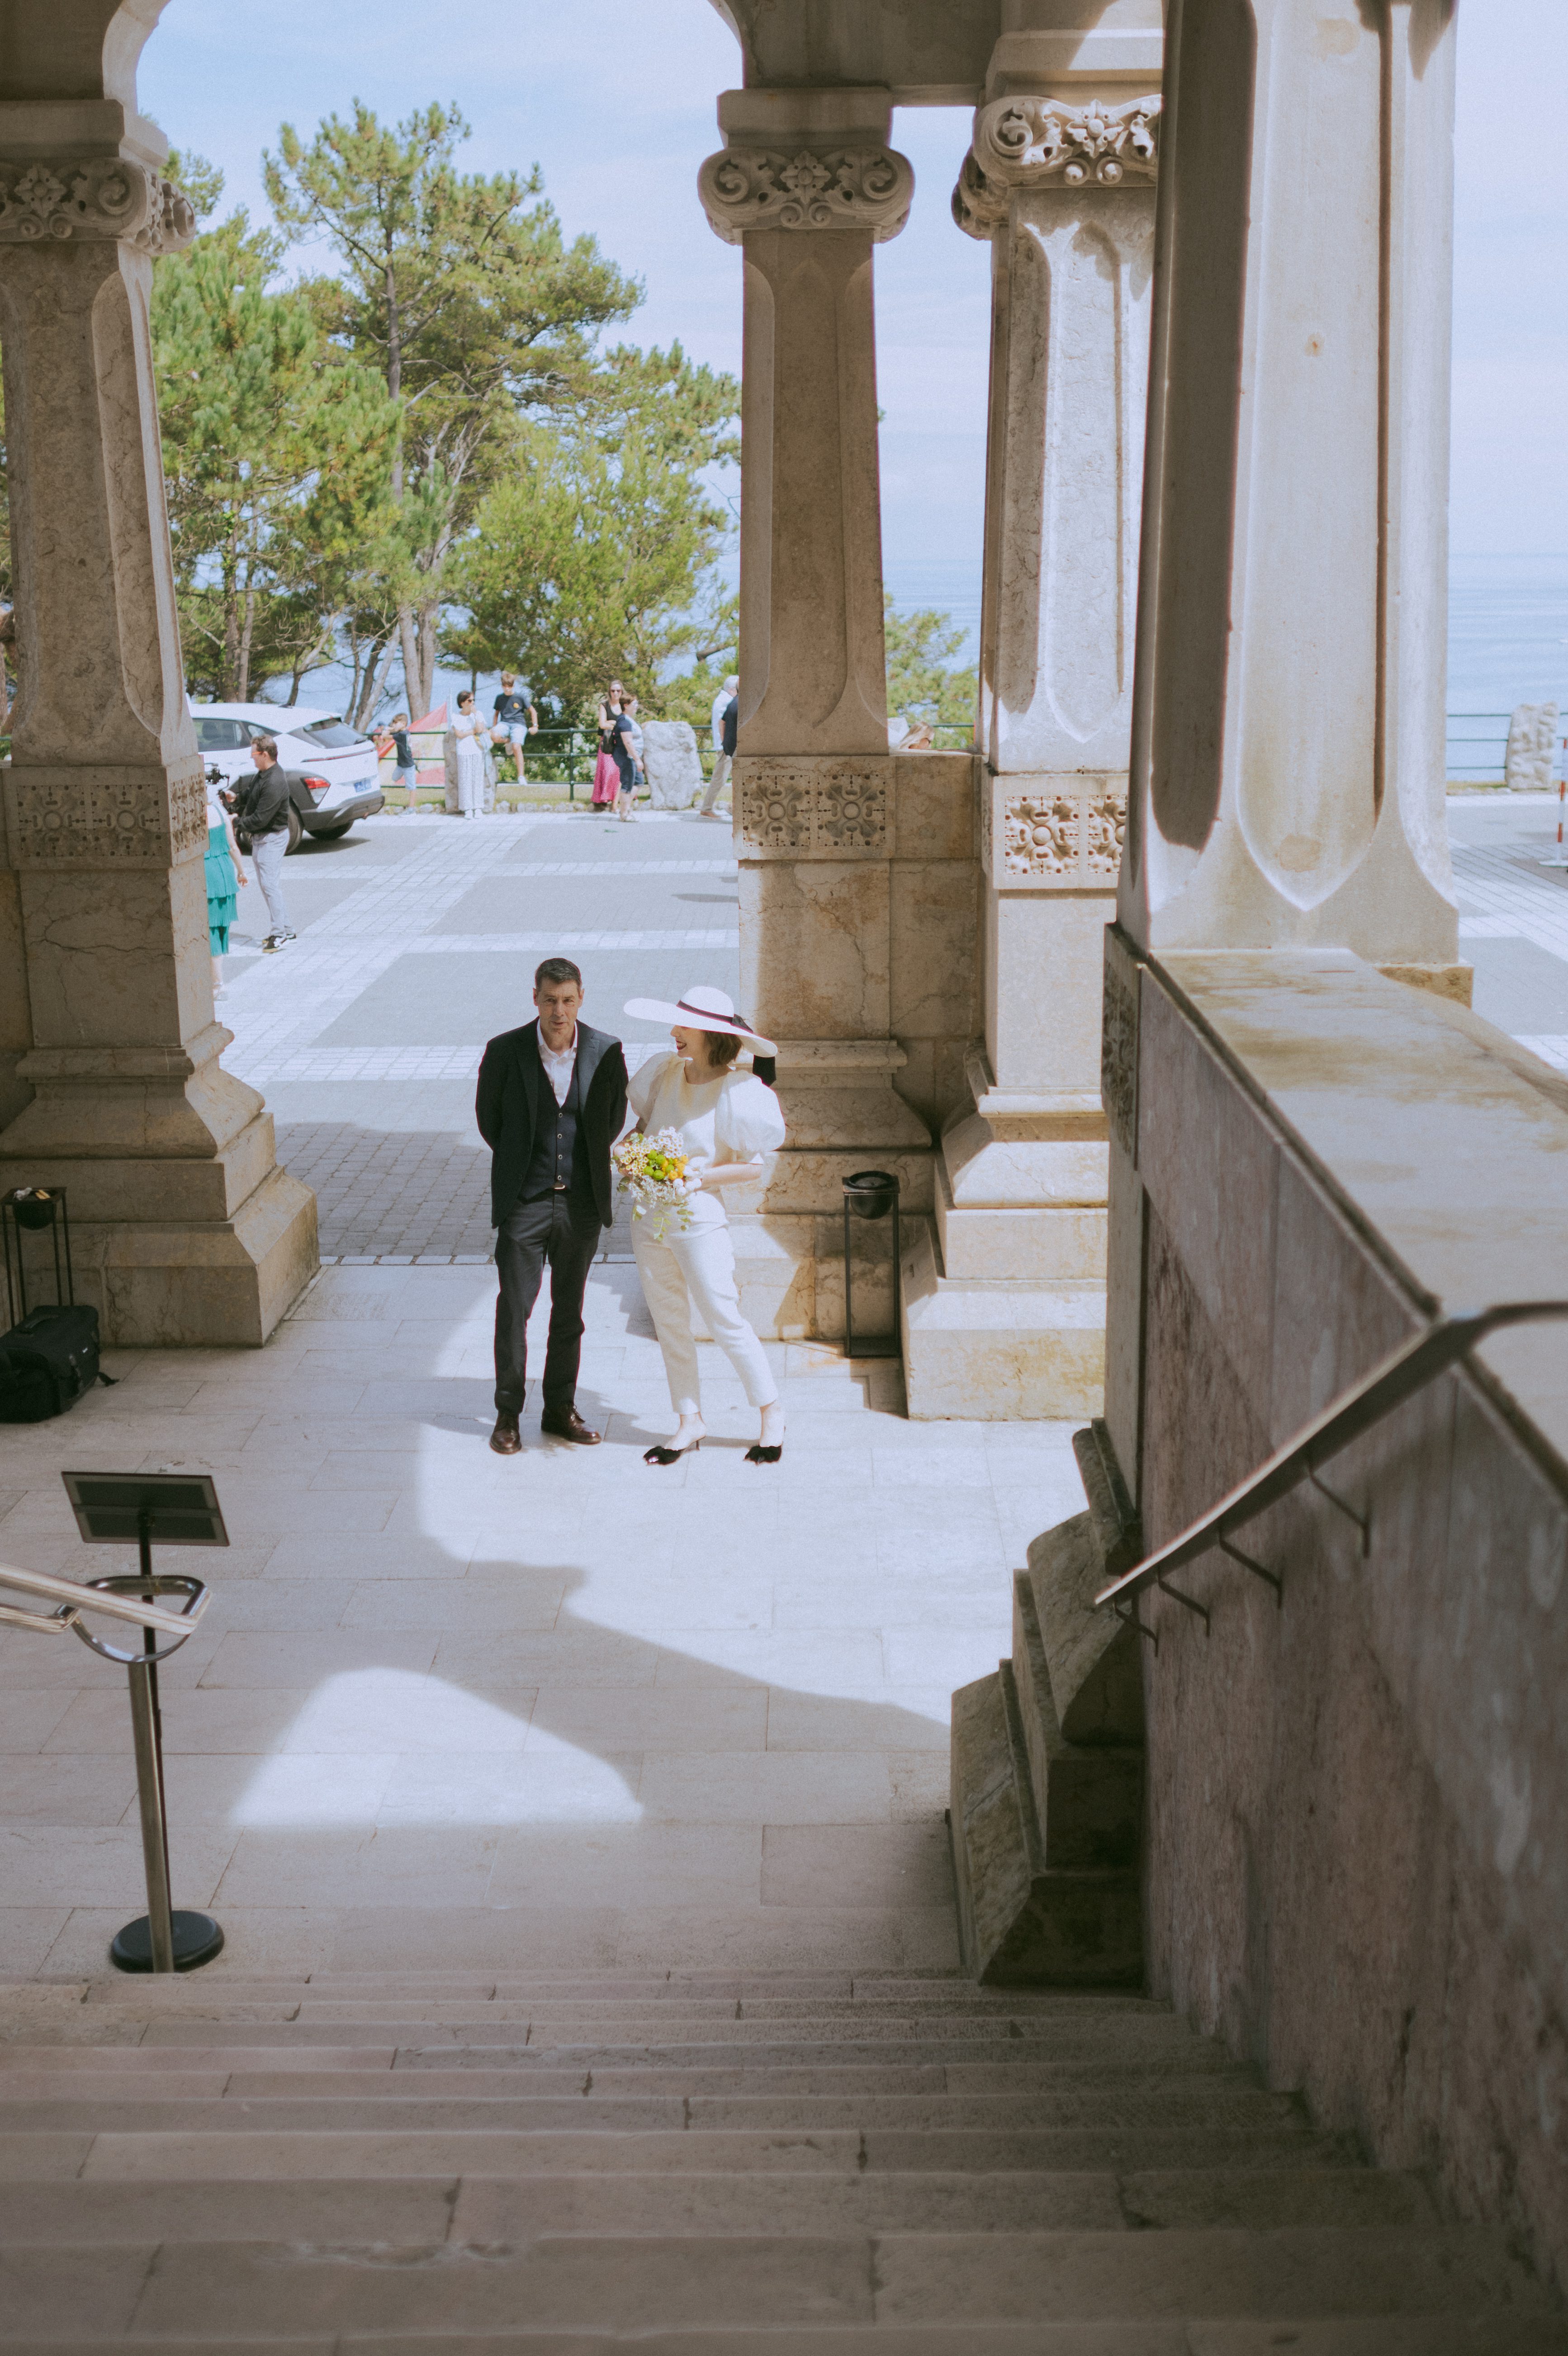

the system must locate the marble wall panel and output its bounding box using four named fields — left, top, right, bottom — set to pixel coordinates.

left=891, top=752, right=978, bottom=864
left=890, top=860, right=980, bottom=1042
left=738, top=860, right=890, bottom=1040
